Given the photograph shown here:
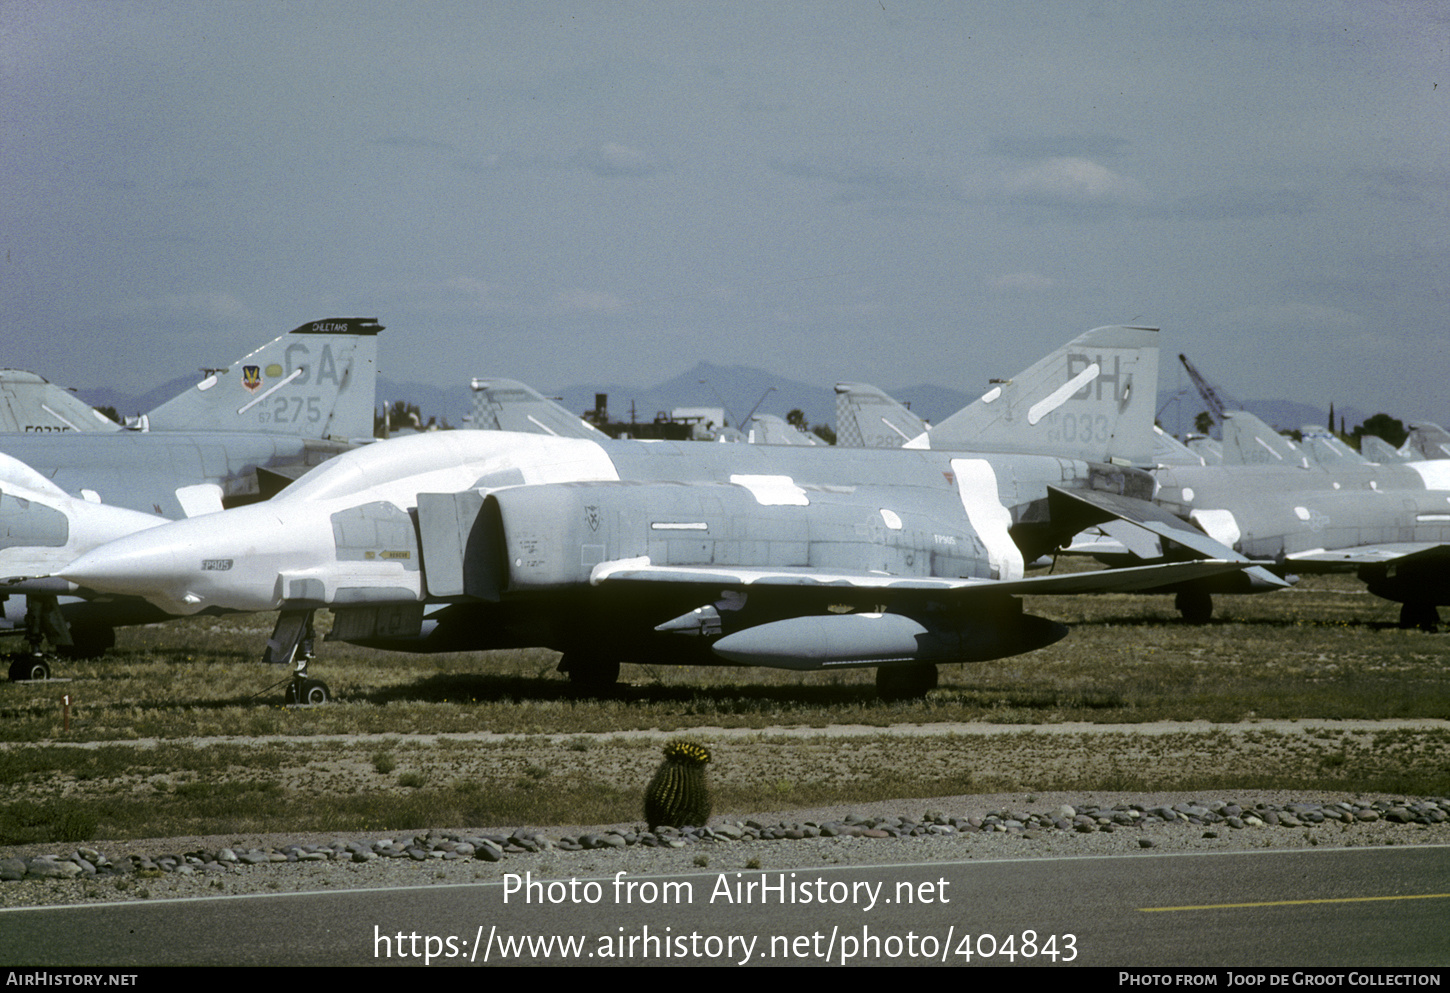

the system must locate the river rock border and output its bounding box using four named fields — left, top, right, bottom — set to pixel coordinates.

left=4, top=796, right=1446, bottom=883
